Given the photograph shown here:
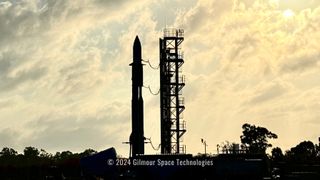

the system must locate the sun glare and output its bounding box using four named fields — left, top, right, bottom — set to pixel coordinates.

left=283, top=9, right=295, bottom=18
